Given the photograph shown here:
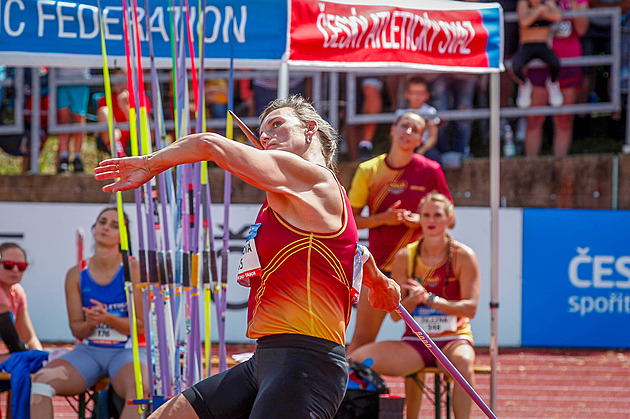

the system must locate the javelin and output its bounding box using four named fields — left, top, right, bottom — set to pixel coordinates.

left=395, top=304, right=498, bottom=419
left=97, top=0, right=145, bottom=409
left=228, top=110, right=263, bottom=150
